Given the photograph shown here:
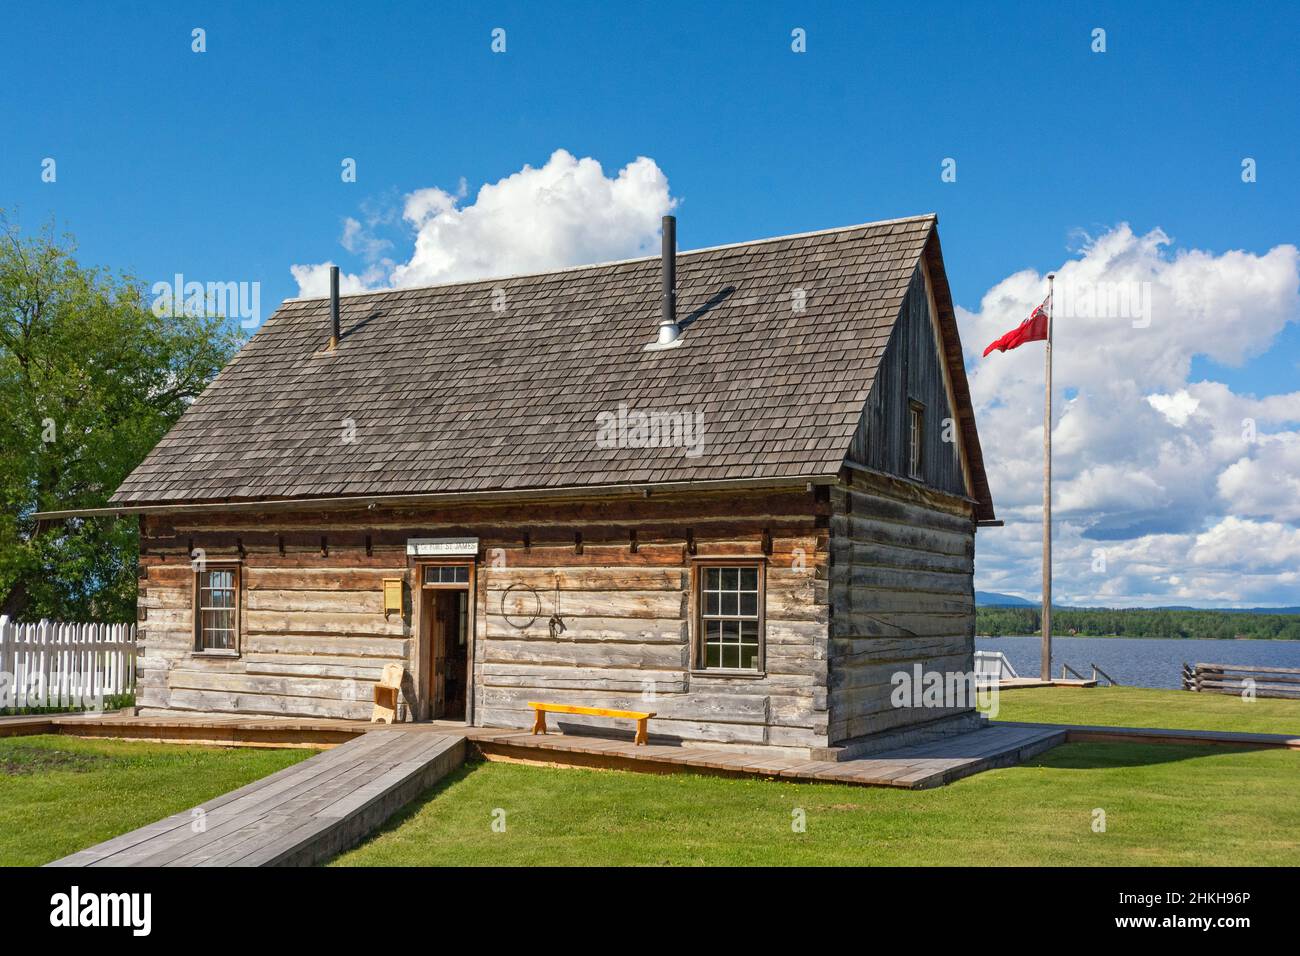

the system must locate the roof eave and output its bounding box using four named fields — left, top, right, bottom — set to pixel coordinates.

left=37, top=472, right=841, bottom=521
